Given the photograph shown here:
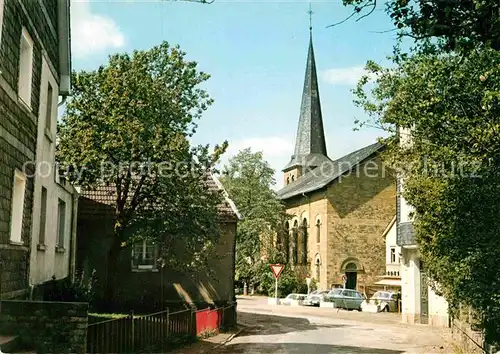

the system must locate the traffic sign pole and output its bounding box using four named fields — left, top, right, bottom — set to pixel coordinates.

left=275, top=277, right=278, bottom=302
left=269, top=264, right=285, bottom=303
